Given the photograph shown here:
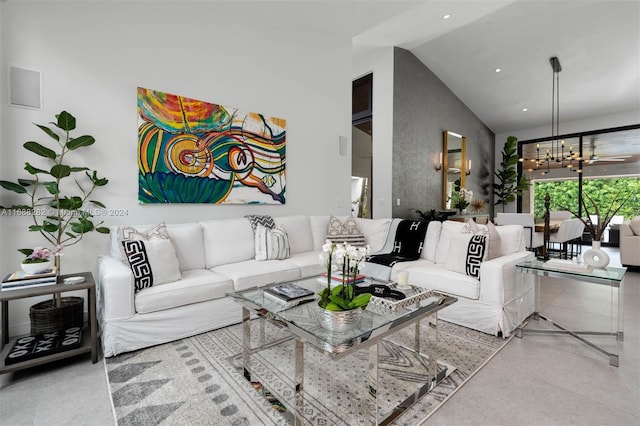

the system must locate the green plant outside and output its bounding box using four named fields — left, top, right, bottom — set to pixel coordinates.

left=533, top=177, right=640, bottom=220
